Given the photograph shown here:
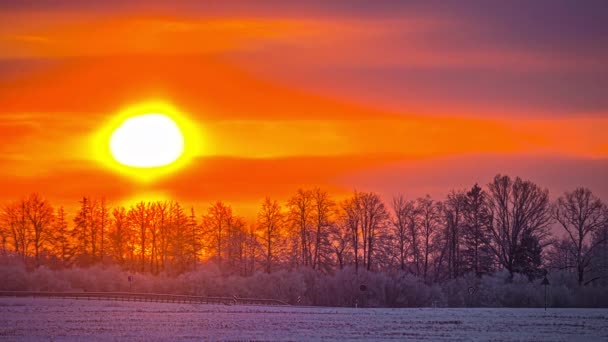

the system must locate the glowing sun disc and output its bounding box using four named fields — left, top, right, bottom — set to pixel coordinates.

left=109, top=113, right=185, bottom=168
